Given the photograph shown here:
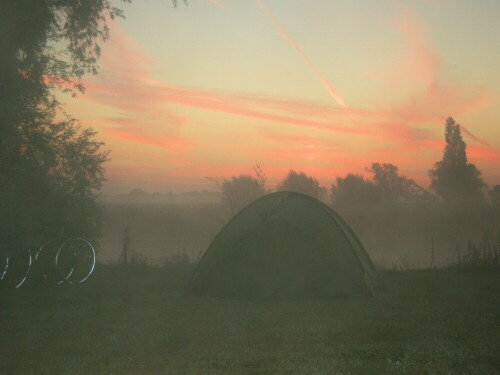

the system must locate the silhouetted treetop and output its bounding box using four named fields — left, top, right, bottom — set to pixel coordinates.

left=429, top=117, right=485, bottom=204
left=332, top=164, right=432, bottom=213
left=209, top=165, right=267, bottom=216
left=219, top=175, right=266, bottom=215
left=331, top=174, right=383, bottom=211
left=367, top=163, right=432, bottom=204
left=277, top=170, right=323, bottom=200
left=443, top=117, right=467, bottom=166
